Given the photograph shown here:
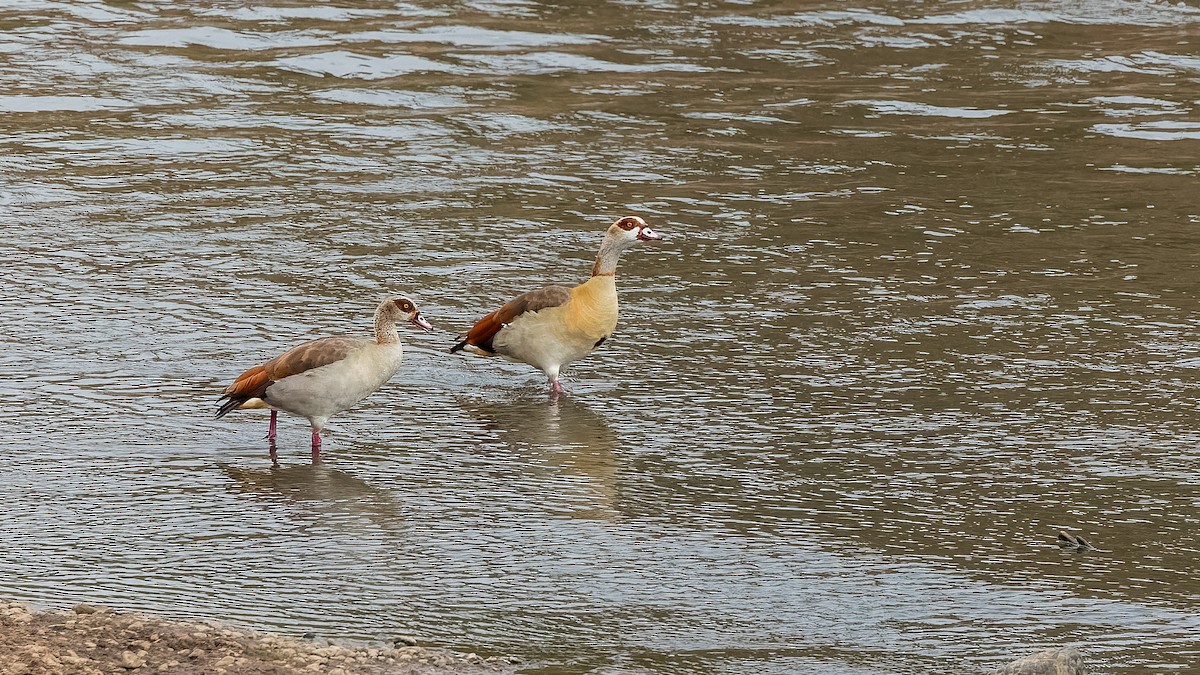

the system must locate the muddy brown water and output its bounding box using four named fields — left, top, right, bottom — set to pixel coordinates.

left=2, top=1, right=1198, bottom=673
